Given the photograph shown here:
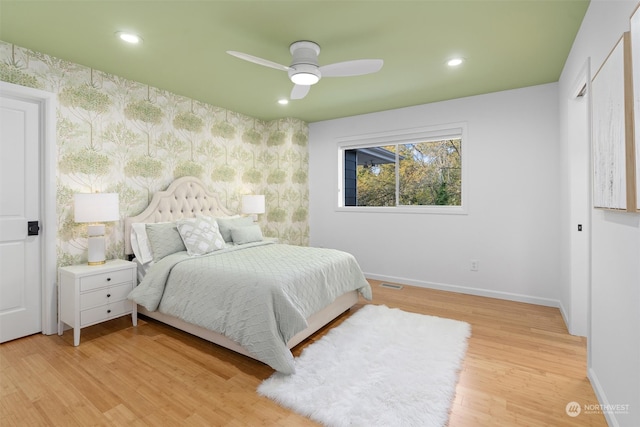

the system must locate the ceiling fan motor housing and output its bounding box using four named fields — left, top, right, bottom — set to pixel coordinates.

left=288, top=41, right=321, bottom=85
